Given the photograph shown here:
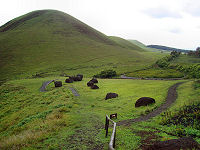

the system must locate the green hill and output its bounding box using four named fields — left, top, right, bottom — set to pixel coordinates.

left=147, top=45, right=191, bottom=52
left=128, top=40, right=164, bottom=52
left=0, top=10, right=164, bottom=82
left=109, top=36, right=144, bottom=51
left=128, top=40, right=146, bottom=49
